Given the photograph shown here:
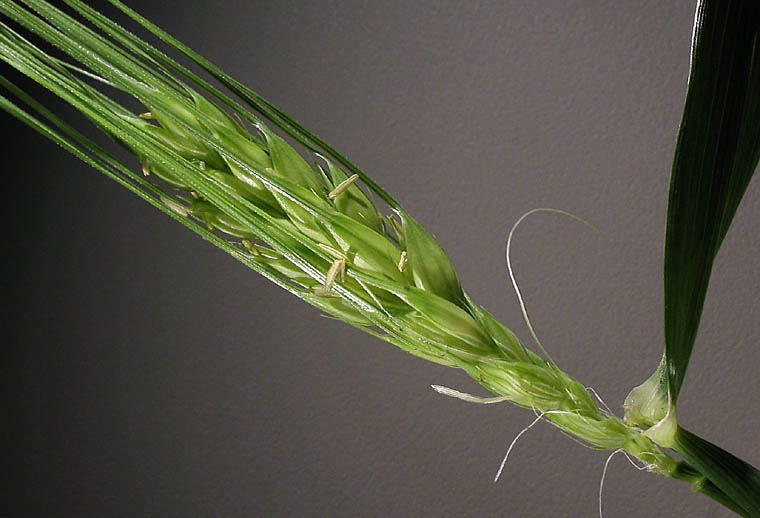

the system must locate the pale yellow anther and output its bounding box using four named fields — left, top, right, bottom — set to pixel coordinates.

left=328, top=174, right=360, bottom=199
left=257, top=247, right=281, bottom=260
left=190, top=191, right=200, bottom=199
left=159, top=196, right=188, bottom=217
left=317, top=243, right=346, bottom=260
left=398, top=250, right=408, bottom=272
left=138, top=111, right=154, bottom=119
left=141, top=163, right=150, bottom=176
left=241, top=239, right=258, bottom=255
left=321, top=257, right=346, bottom=294
left=311, top=285, right=340, bottom=298
left=388, top=214, right=405, bottom=240
left=198, top=160, right=206, bottom=170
